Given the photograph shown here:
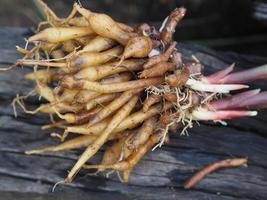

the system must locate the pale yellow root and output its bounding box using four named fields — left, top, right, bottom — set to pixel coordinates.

left=139, top=62, right=175, bottom=78
left=16, top=45, right=41, bottom=59
left=115, top=102, right=172, bottom=133
left=83, top=134, right=161, bottom=171
left=62, top=40, right=80, bottom=53
left=74, top=90, right=101, bottom=104
left=122, top=168, right=133, bottom=182
left=28, top=27, right=94, bottom=43
left=118, top=117, right=157, bottom=182
left=25, top=69, right=55, bottom=83
left=35, top=83, right=56, bottom=102
left=86, top=93, right=119, bottom=110
left=125, top=116, right=157, bottom=150
left=75, top=35, right=95, bottom=46
left=142, top=94, right=162, bottom=112
left=59, top=89, right=79, bottom=103
left=81, top=36, right=116, bottom=53
left=62, top=76, right=164, bottom=93
left=25, top=134, right=97, bottom=155
left=66, top=118, right=111, bottom=135
left=64, top=102, right=173, bottom=135
left=51, top=49, right=65, bottom=60
left=37, top=0, right=62, bottom=27
left=53, top=106, right=101, bottom=124
left=69, top=45, right=123, bottom=68
left=42, top=121, right=66, bottom=130
left=74, top=3, right=132, bottom=45
left=69, top=5, right=134, bottom=33
left=74, top=73, right=132, bottom=104
left=68, top=16, right=90, bottom=27
left=38, top=102, right=83, bottom=114
left=87, top=89, right=142, bottom=126
left=99, top=134, right=130, bottom=172
left=74, top=59, right=145, bottom=81
left=65, top=96, right=139, bottom=183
